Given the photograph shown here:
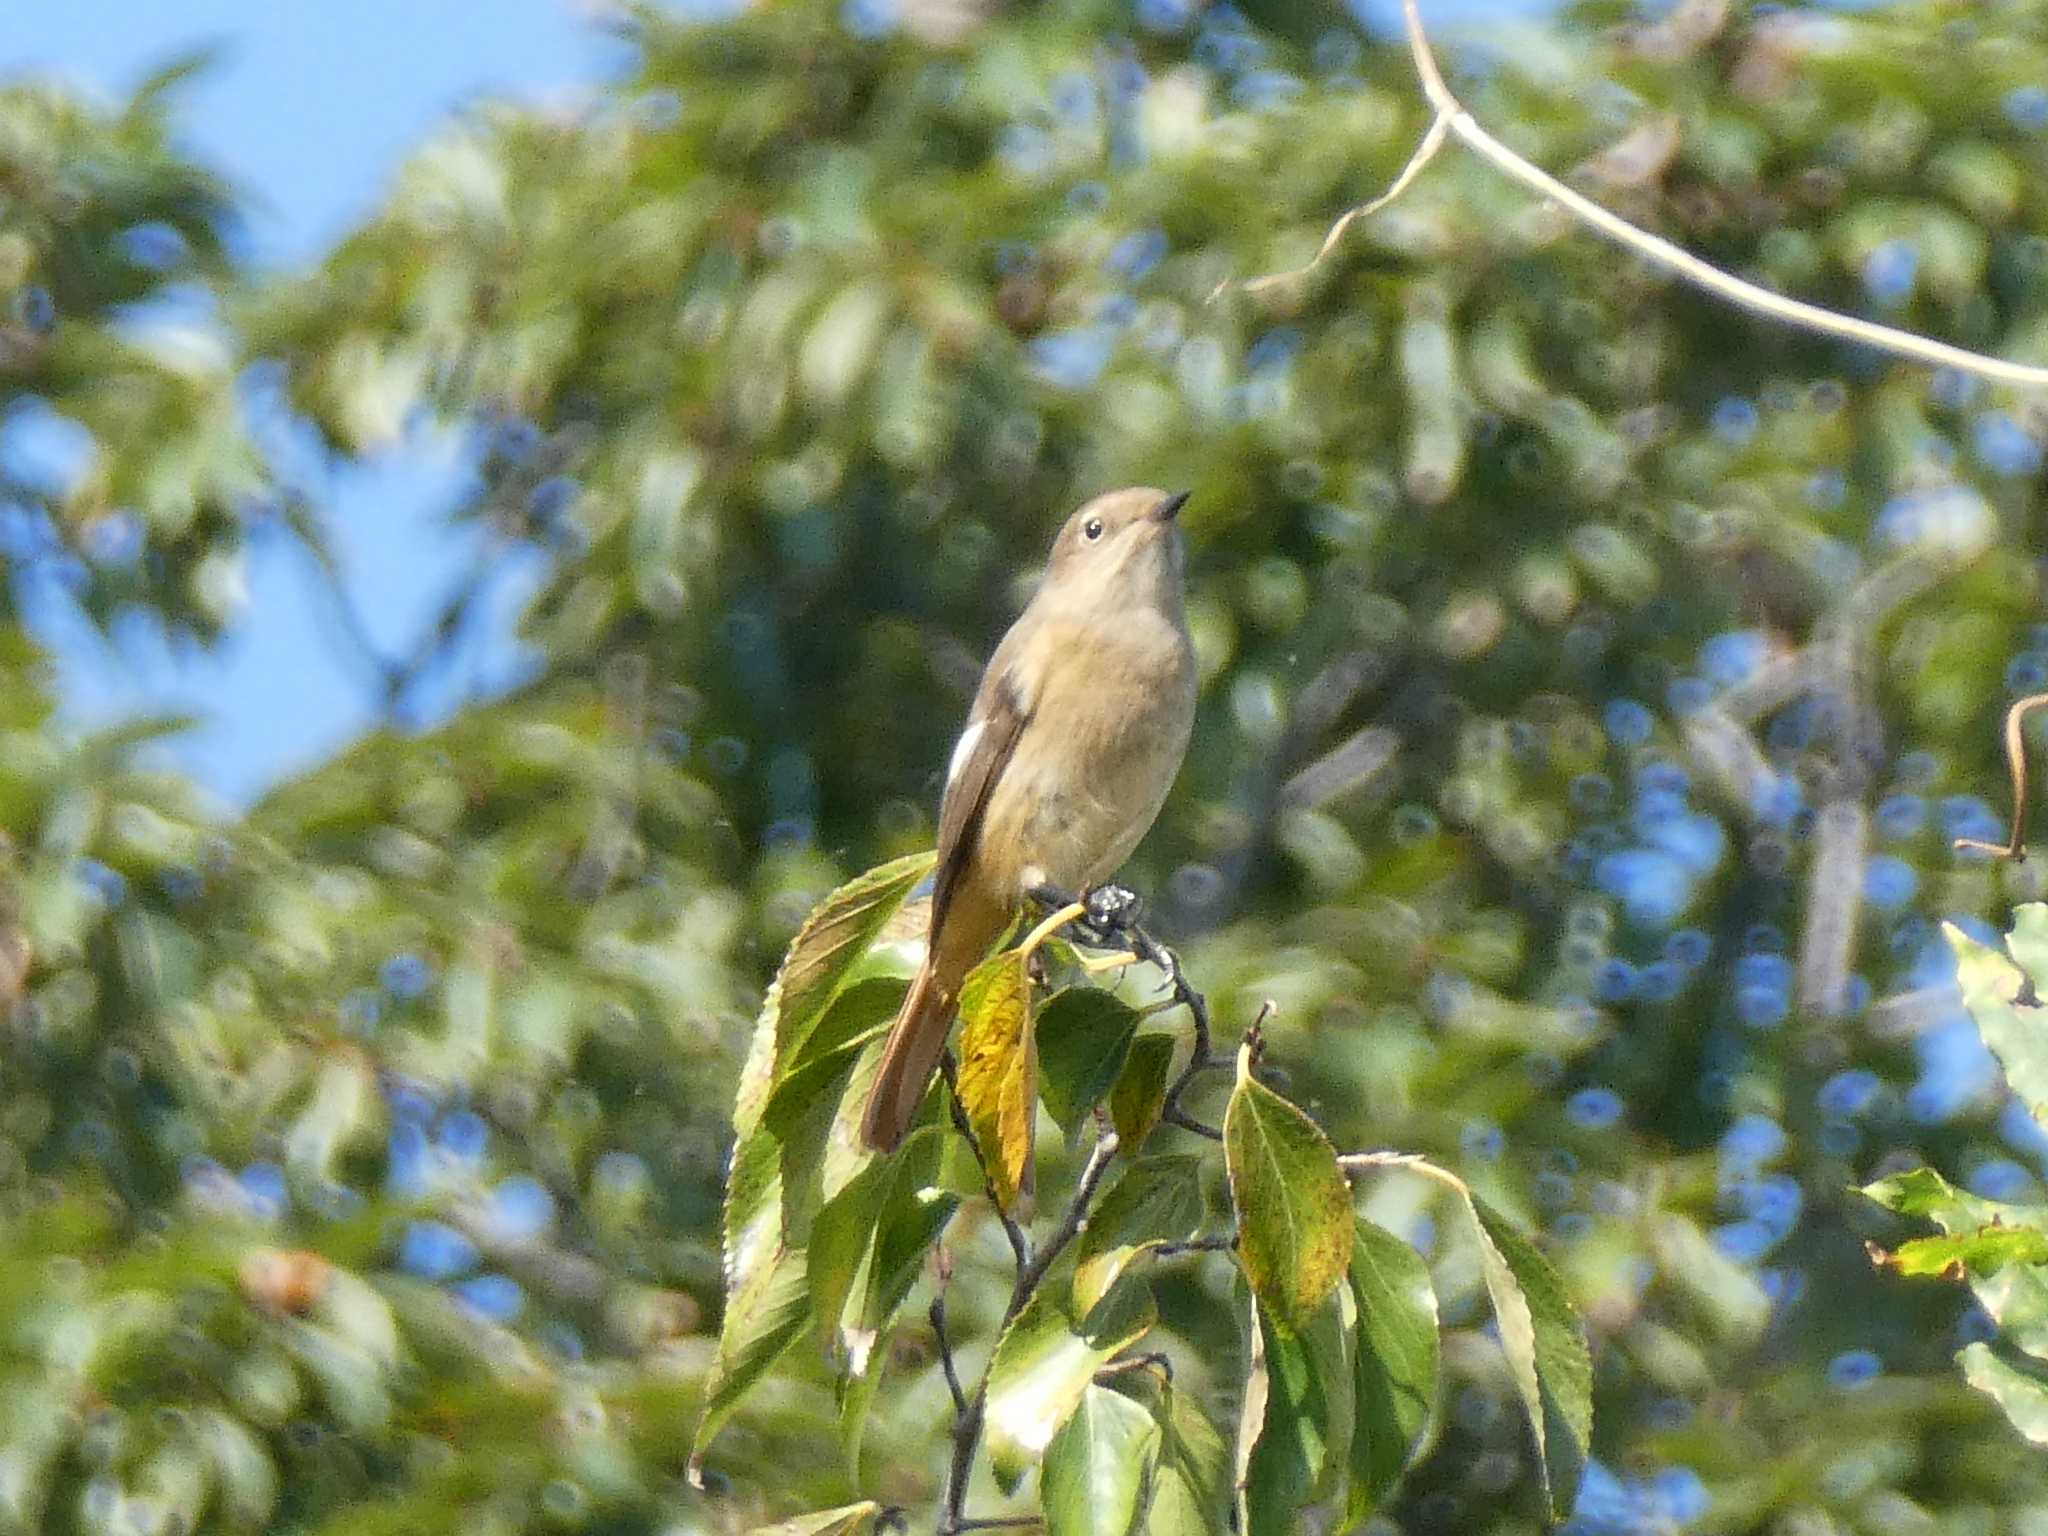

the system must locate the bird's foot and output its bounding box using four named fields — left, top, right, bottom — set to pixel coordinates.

left=1084, top=882, right=1143, bottom=934
left=1024, top=881, right=1143, bottom=952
